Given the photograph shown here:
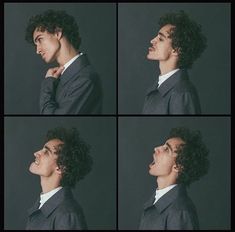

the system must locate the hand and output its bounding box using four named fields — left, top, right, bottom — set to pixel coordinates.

left=45, top=66, right=64, bottom=79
